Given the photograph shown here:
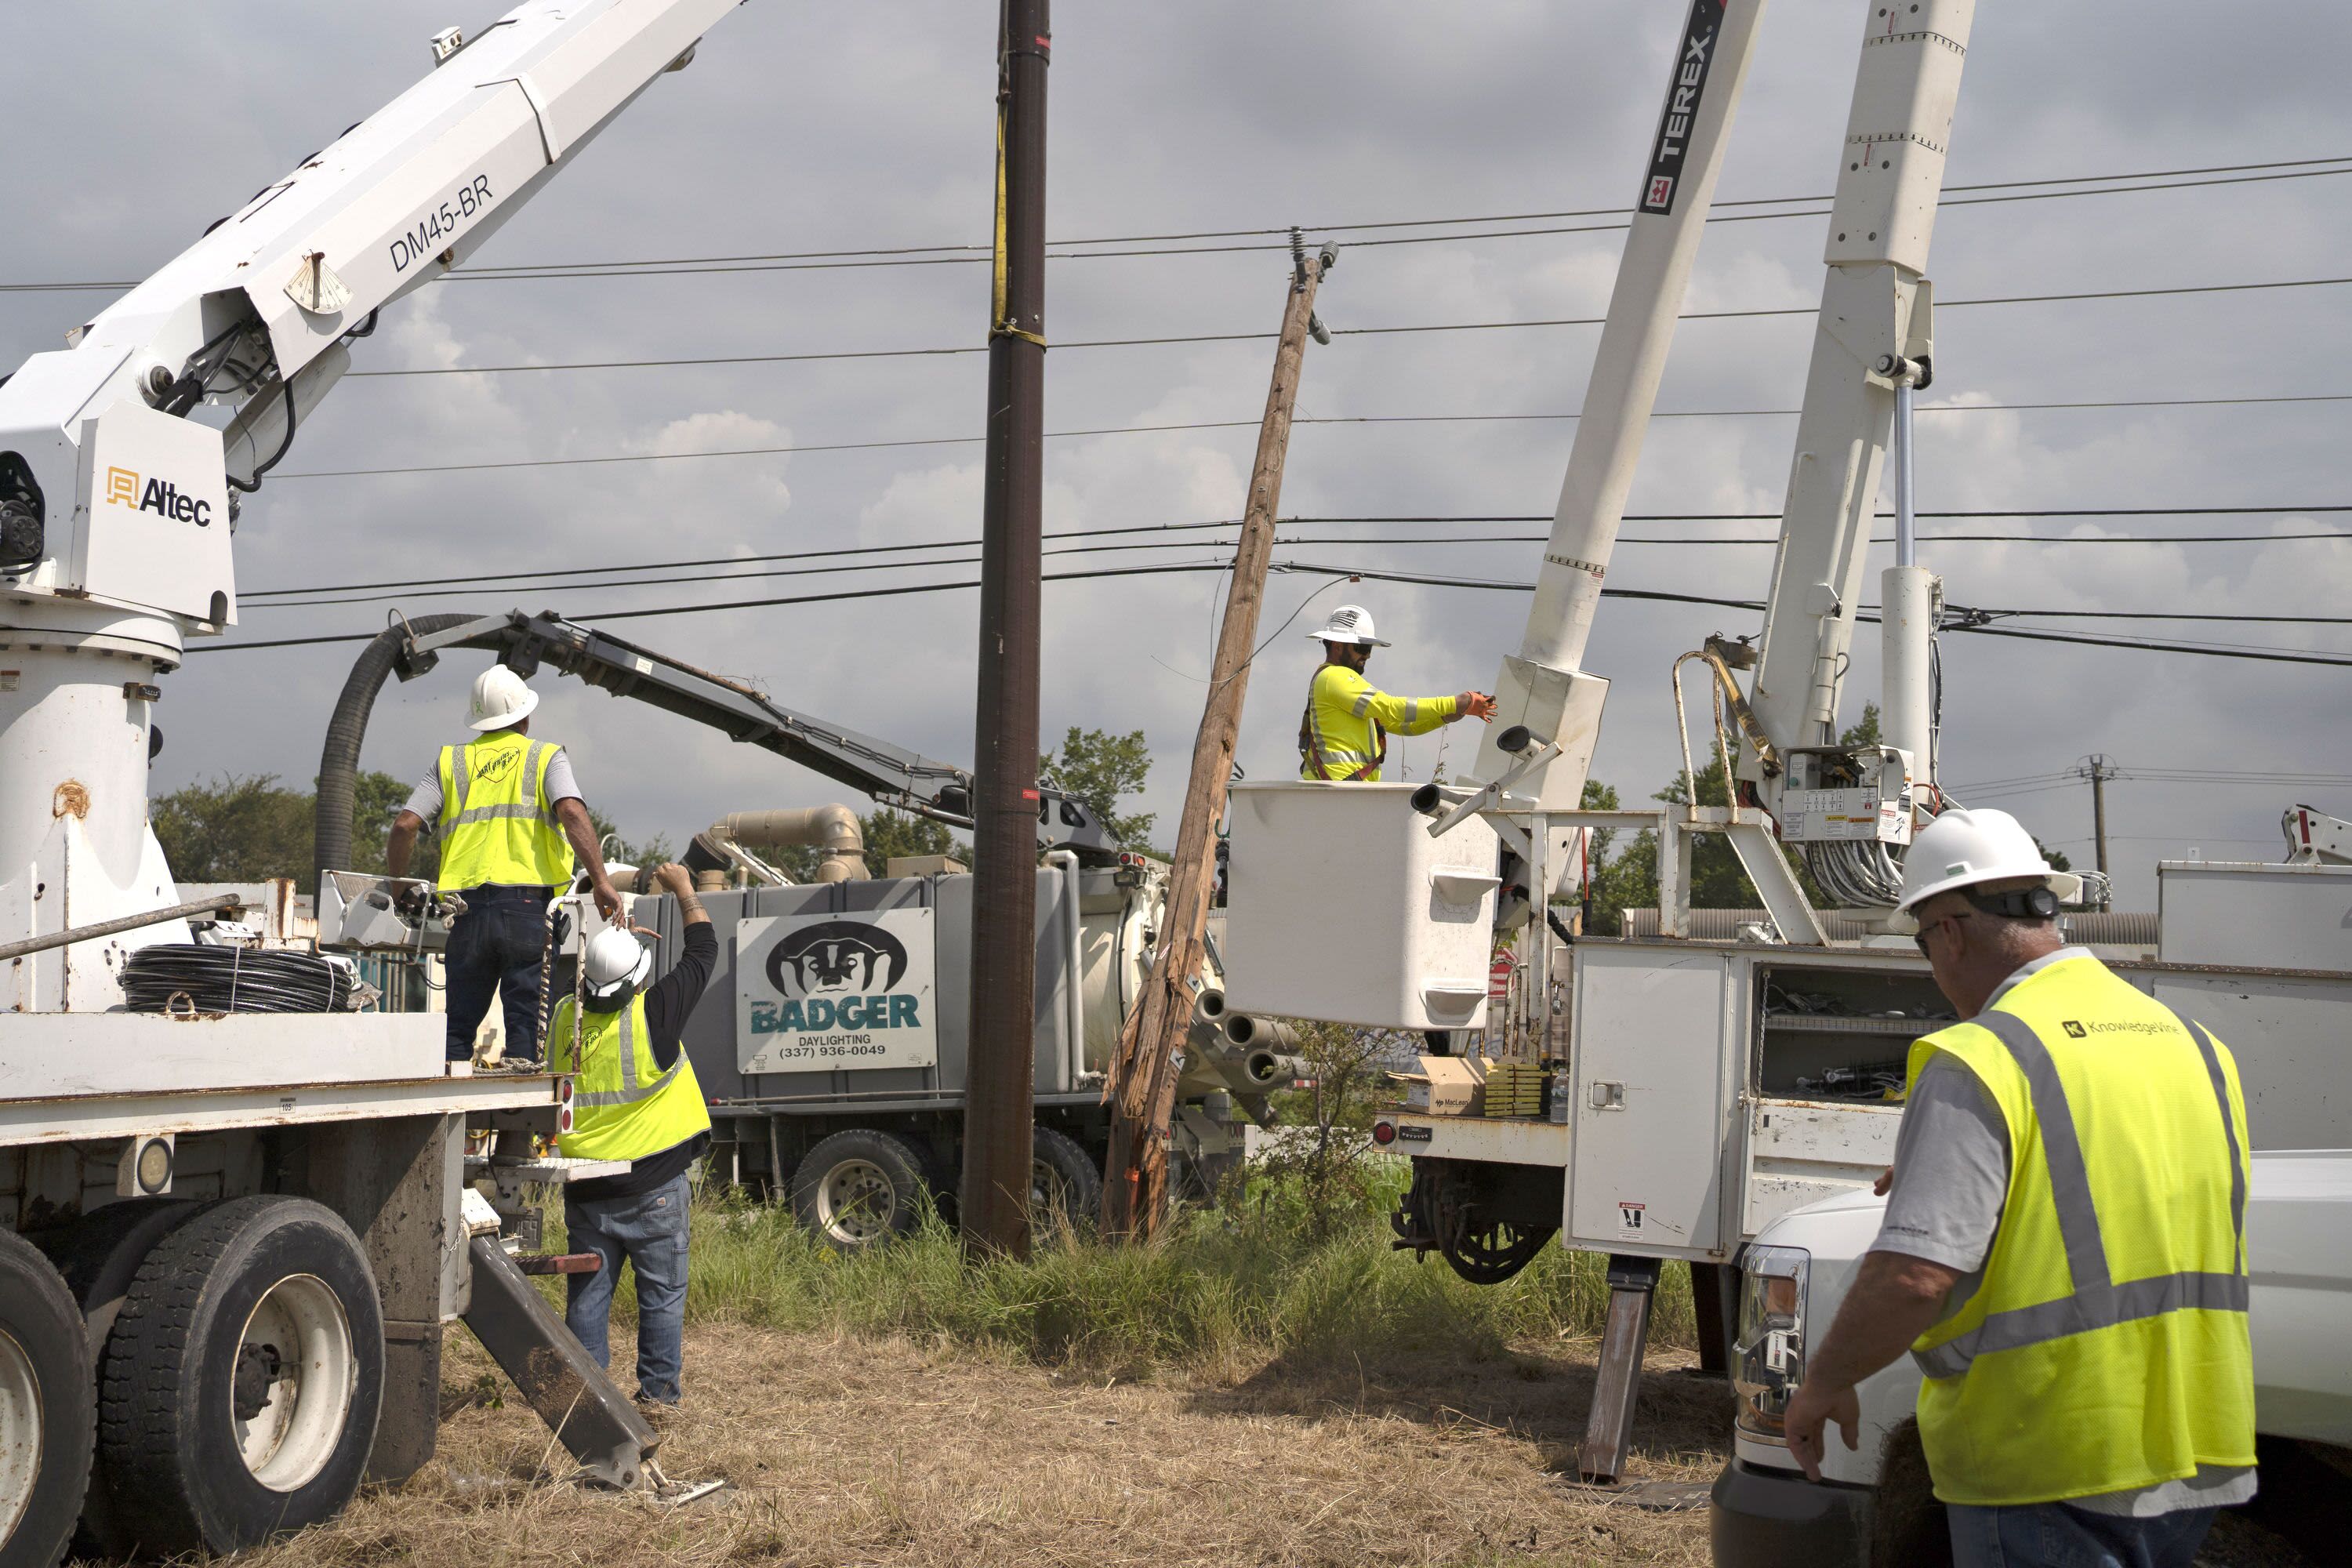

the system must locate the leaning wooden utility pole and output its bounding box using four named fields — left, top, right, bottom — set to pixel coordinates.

left=1102, top=234, right=1337, bottom=1240
left=961, top=0, right=1051, bottom=1259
